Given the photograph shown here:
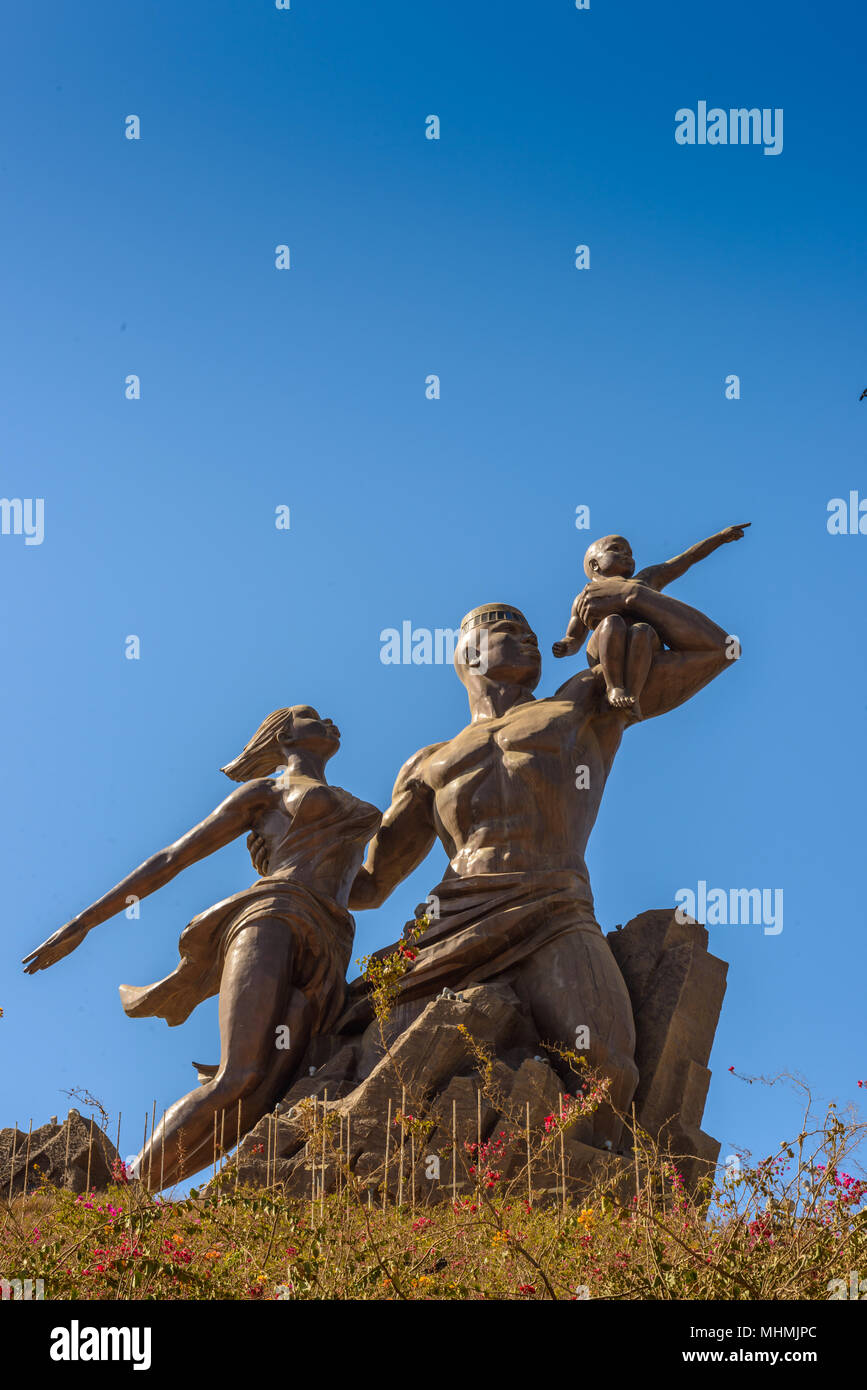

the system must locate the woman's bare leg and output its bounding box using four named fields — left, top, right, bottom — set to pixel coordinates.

left=137, top=918, right=309, bottom=1189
